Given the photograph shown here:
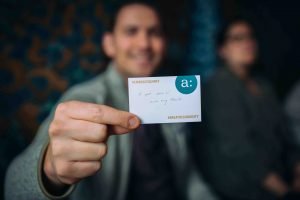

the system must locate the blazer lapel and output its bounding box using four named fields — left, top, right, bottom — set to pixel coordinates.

left=103, top=63, right=133, bottom=200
